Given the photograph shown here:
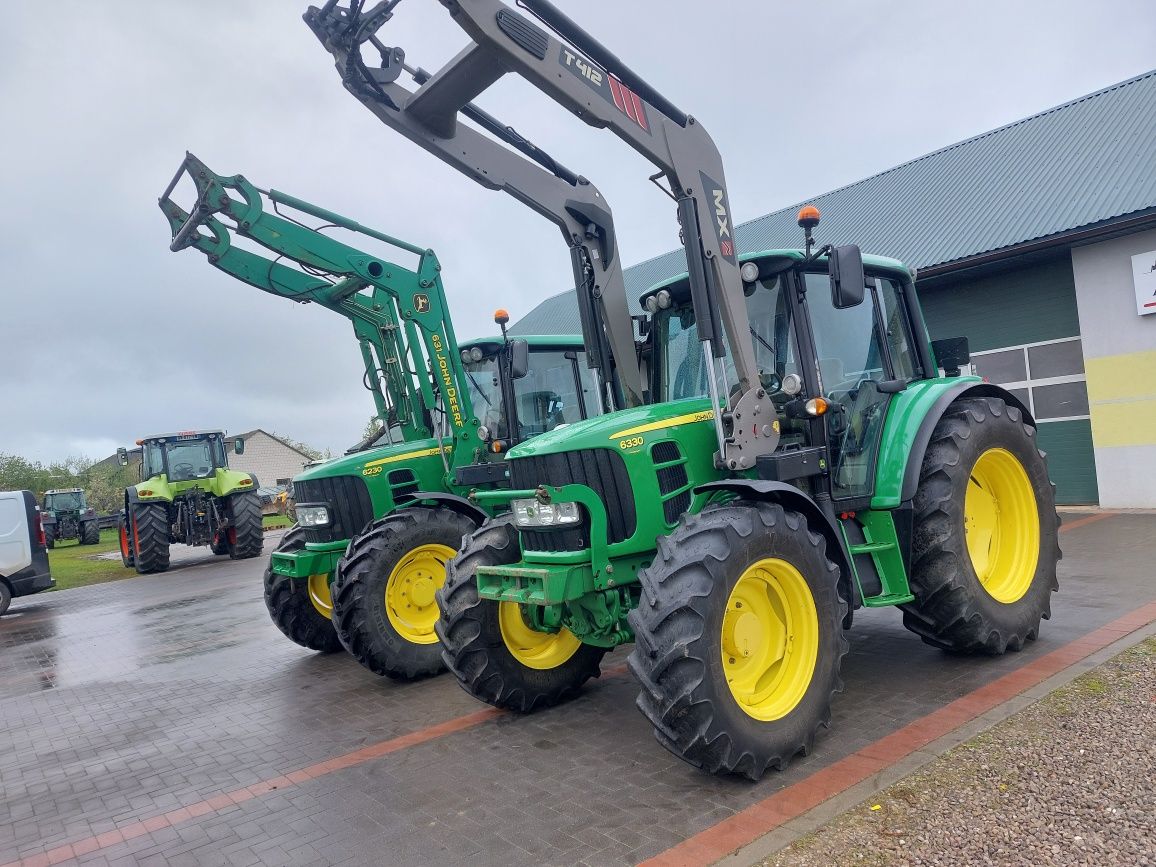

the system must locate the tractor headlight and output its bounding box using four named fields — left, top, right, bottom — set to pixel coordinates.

left=295, top=504, right=331, bottom=528
left=740, top=261, right=760, bottom=283
left=510, top=499, right=581, bottom=528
